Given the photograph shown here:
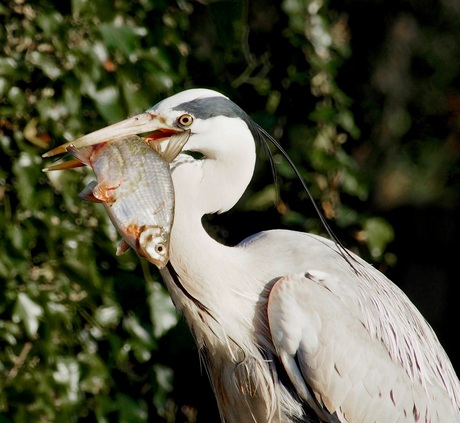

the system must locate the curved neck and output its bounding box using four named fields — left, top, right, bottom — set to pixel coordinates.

left=168, top=116, right=256, bottom=277
left=162, top=119, right=258, bottom=337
